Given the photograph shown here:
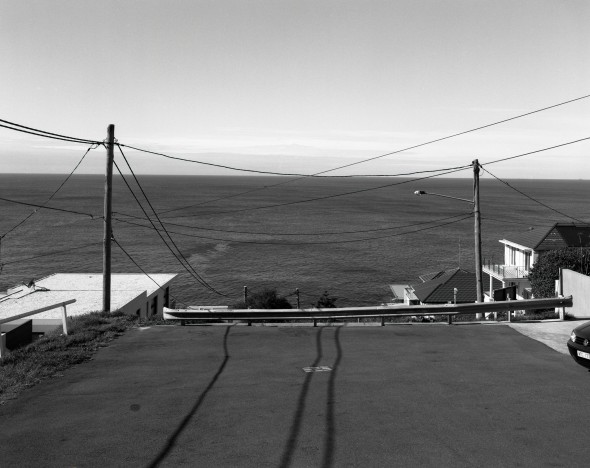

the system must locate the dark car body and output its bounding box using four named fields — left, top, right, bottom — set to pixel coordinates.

left=567, top=321, right=590, bottom=369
